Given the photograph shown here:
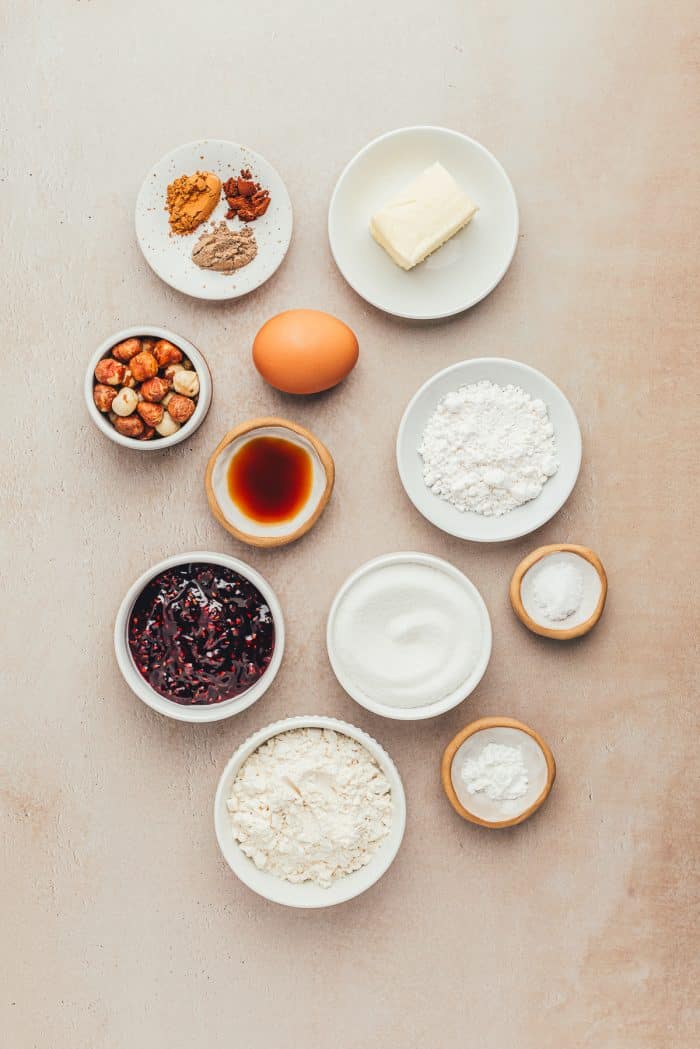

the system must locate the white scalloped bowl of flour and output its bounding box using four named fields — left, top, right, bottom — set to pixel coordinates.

left=214, top=716, right=406, bottom=908
left=397, top=358, right=582, bottom=543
